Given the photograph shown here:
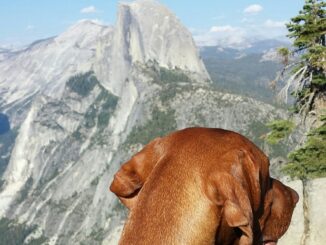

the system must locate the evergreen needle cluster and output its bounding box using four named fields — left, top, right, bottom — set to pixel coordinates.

left=267, top=0, right=326, bottom=180
left=276, top=0, right=325, bottom=114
